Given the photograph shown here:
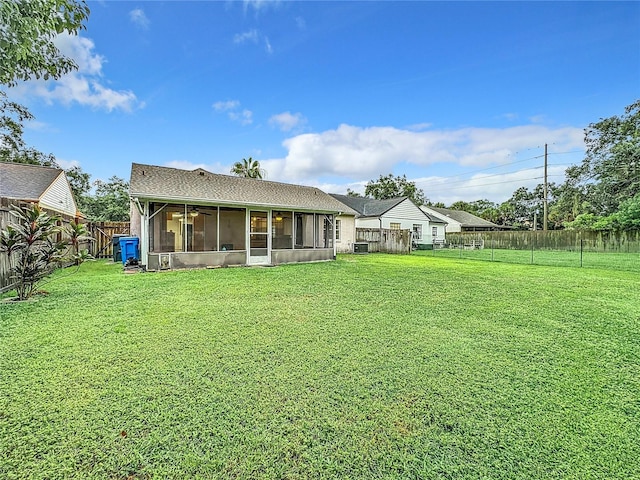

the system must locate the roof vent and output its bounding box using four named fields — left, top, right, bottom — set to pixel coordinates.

left=199, top=171, right=205, bottom=176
